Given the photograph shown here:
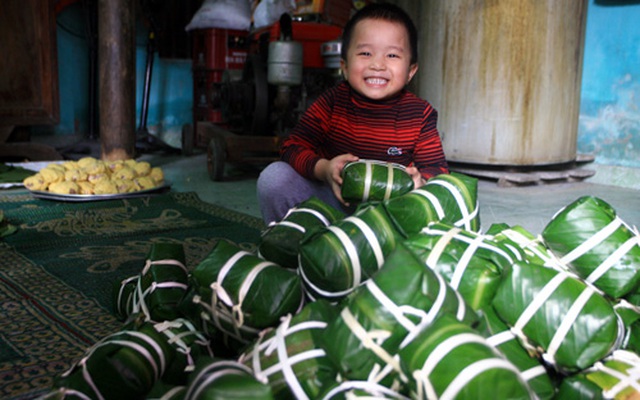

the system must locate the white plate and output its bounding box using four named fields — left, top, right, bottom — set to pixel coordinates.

left=29, top=182, right=171, bottom=202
